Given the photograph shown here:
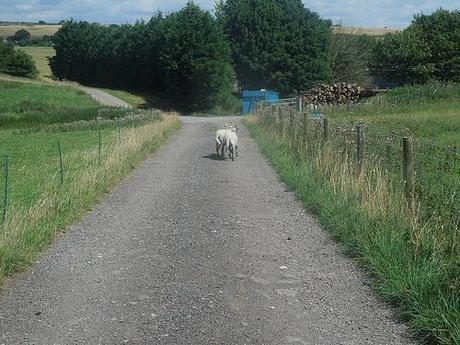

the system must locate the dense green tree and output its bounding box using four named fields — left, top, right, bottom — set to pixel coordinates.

left=217, top=0, right=331, bottom=94
left=4, top=49, right=38, bottom=77
left=372, top=9, right=460, bottom=84
left=50, top=4, right=237, bottom=112
left=0, top=40, right=37, bottom=78
left=161, top=2, right=236, bottom=111
left=13, top=29, right=31, bottom=41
